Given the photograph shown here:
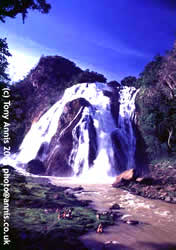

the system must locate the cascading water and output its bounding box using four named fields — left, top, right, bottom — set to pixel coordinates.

left=1, top=82, right=138, bottom=183
left=111, top=87, right=138, bottom=174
